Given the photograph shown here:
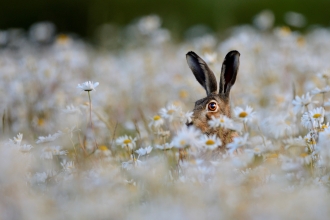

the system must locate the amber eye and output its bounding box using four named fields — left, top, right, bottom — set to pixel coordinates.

left=208, top=102, right=217, bottom=111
